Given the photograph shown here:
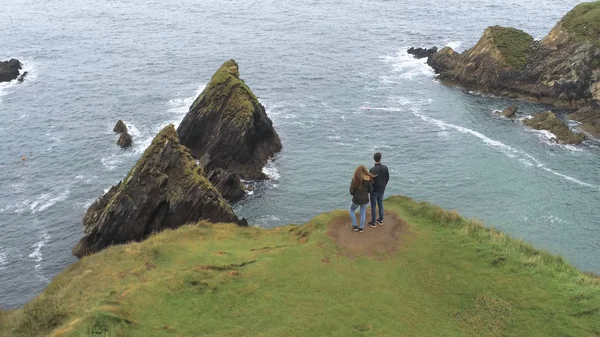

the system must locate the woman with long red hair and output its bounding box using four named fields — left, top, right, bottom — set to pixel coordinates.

left=349, top=165, right=374, bottom=232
